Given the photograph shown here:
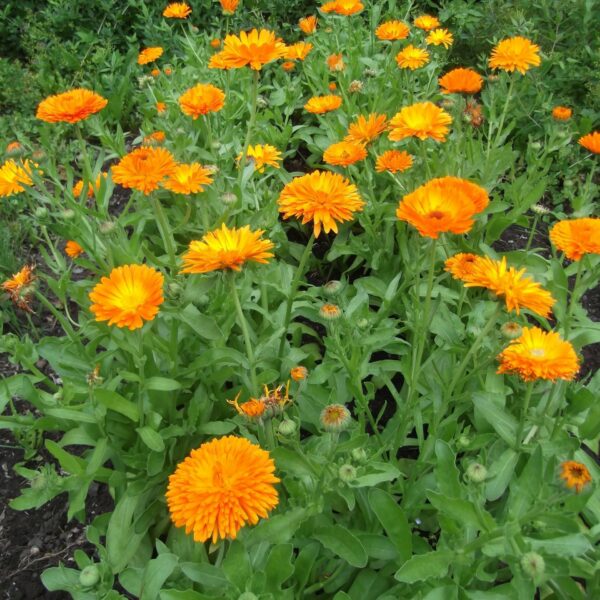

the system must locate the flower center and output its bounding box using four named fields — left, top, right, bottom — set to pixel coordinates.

left=530, top=348, right=545, bottom=357
left=428, top=210, right=445, bottom=220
